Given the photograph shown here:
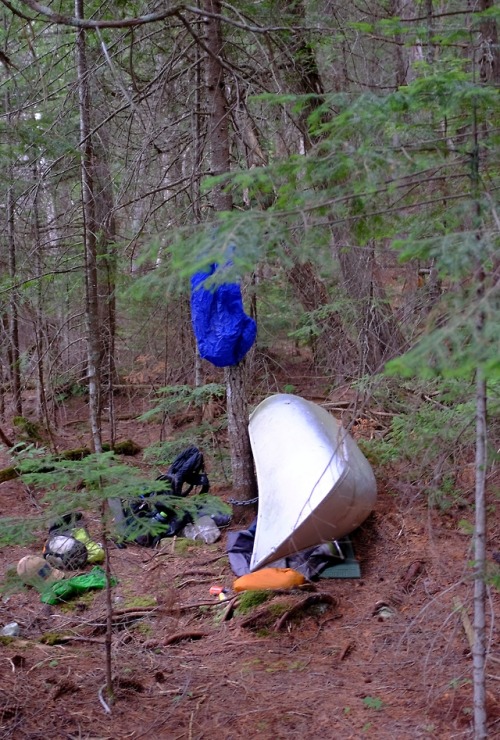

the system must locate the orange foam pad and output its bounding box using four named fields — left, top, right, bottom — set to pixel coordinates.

left=233, top=567, right=305, bottom=592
